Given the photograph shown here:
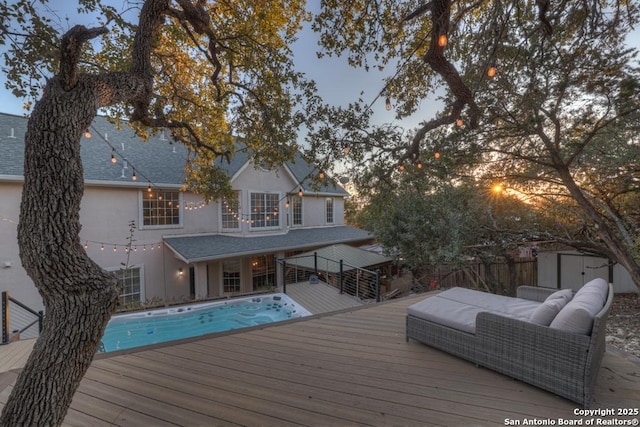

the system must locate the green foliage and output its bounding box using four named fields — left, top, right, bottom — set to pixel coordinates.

left=0, top=0, right=316, bottom=201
